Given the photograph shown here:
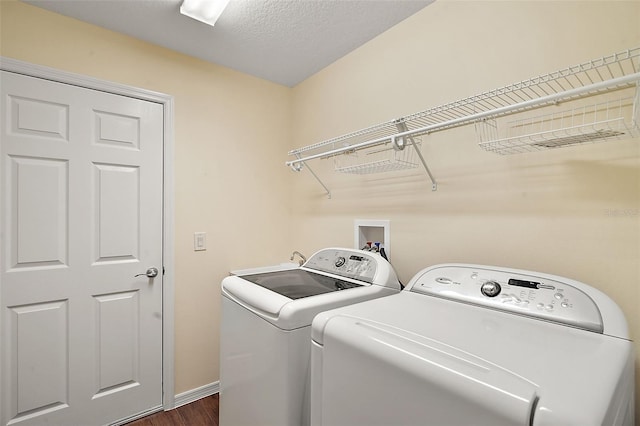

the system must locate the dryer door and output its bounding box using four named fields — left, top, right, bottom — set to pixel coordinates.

left=314, top=316, right=538, bottom=426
